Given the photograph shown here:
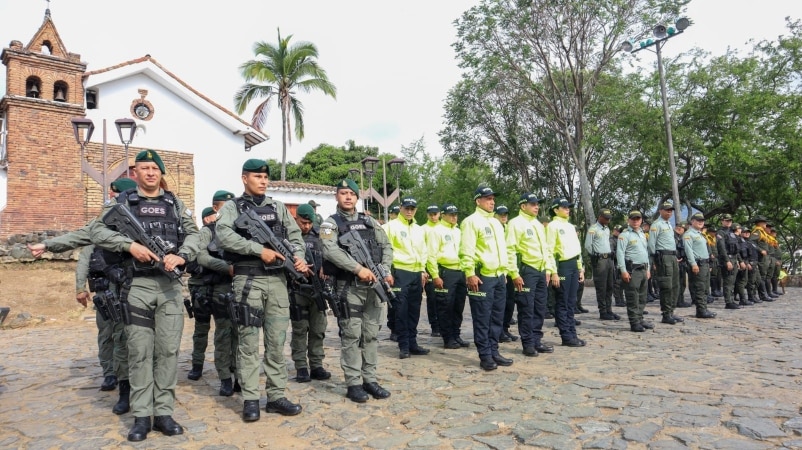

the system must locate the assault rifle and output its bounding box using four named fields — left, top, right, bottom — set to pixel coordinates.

left=234, top=208, right=308, bottom=283
left=339, top=230, right=396, bottom=305
left=101, top=203, right=183, bottom=281
left=322, top=278, right=349, bottom=319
